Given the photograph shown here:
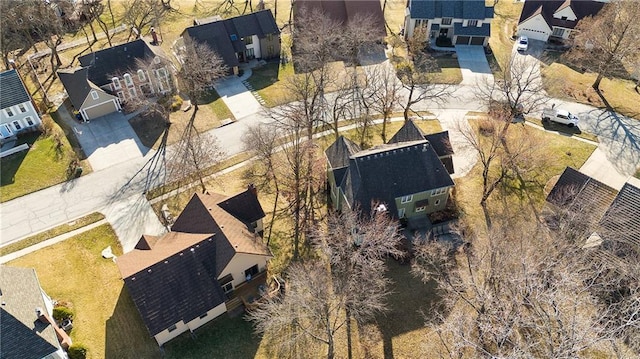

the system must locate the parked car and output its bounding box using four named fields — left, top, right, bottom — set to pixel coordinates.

left=542, top=108, right=580, bottom=127
left=517, top=36, right=529, bottom=52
